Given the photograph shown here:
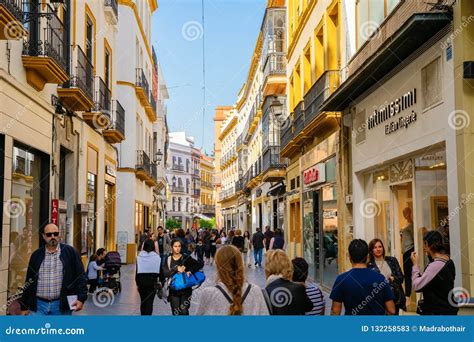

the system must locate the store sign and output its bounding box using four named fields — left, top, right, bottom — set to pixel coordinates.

left=51, top=199, right=59, bottom=225
left=303, top=163, right=325, bottom=186
left=367, top=88, right=418, bottom=135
